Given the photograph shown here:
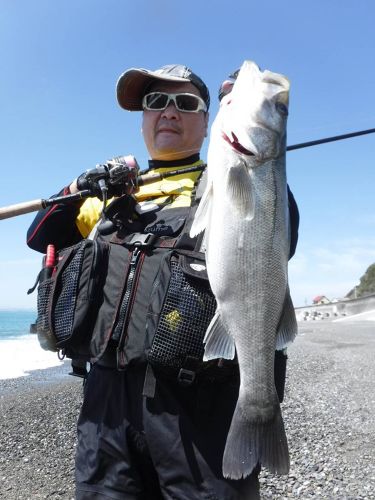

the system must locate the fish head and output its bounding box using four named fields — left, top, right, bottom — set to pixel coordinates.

left=217, top=60, right=290, bottom=165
